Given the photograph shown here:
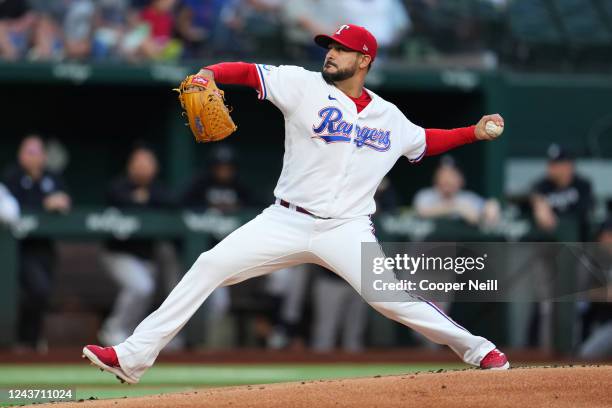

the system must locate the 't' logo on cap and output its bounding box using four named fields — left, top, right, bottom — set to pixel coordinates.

left=335, top=25, right=350, bottom=35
